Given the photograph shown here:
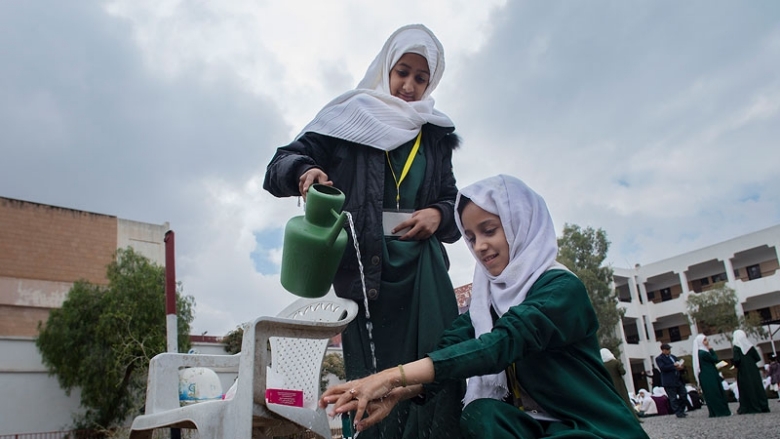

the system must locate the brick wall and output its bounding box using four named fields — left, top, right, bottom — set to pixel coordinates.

left=0, top=197, right=117, bottom=285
